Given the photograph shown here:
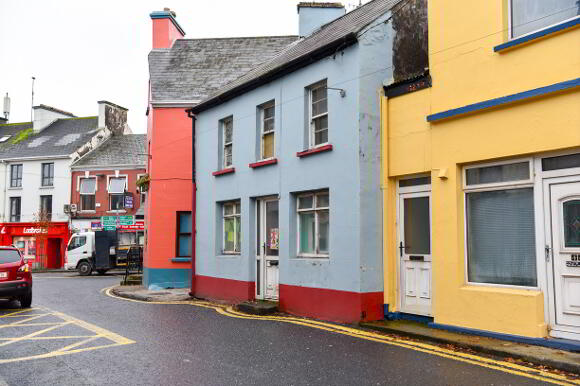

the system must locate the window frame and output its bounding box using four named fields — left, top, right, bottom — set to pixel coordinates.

left=79, top=177, right=97, bottom=212
left=259, top=101, right=276, bottom=160
left=107, top=175, right=128, bottom=212
left=463, top=158, right=538, bottom=289
left=308, top=80, right=329, bottom=149
left=9, top=197, right=21, bottom=222
left=41, top=162, right=54, bottom=187
left=176, top=211, right=192, bottom=257
left=222, top=117, right=234, bottom=169
left=222, top=201, right=241, bottom=255
left=296, top=191, right=330, bottom=258
left=10, top=164, right=22, bottom=188
left=508, top=0, right=580, bottom=40
left=39, top=195, right=53, bottom=221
